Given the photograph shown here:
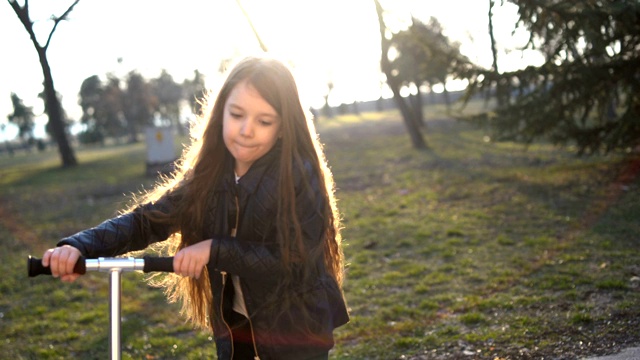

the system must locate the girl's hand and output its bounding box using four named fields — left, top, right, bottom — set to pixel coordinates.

left=42, top=245, right=82, bottom=283
left=173, top=239, right=213, bottom=279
